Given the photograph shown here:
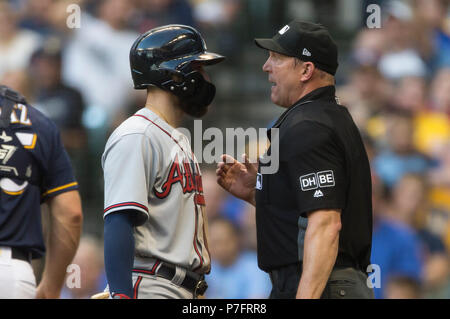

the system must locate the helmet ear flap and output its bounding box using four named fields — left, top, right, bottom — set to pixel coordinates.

left=131, top=68, right=148, bottom=89
left=160, top=70, right=203, bottom=97
left=180, top=71, right=203, bottom=96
